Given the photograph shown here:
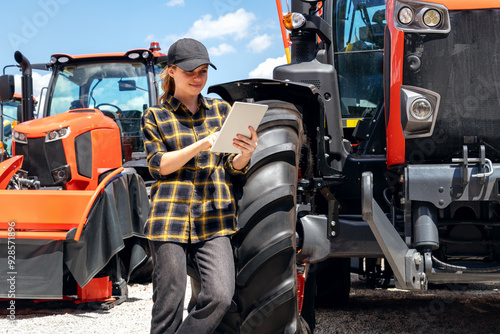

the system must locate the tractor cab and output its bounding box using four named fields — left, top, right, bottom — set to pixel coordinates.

left=39, top=46, right=166, bottom=179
